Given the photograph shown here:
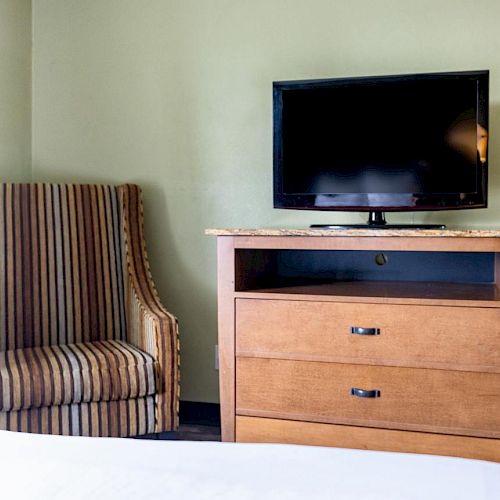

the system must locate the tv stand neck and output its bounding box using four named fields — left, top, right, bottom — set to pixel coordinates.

left=367, top=210, right=387, bottom=226
left=311, top=211, right=446, bottom=230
